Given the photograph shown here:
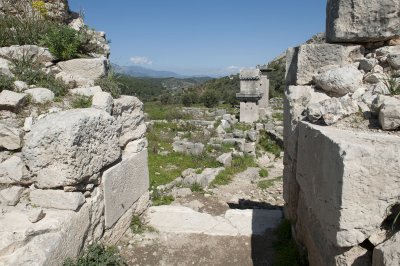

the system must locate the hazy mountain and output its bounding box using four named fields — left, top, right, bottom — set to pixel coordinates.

left=113, top=64, right=187, bottom=78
